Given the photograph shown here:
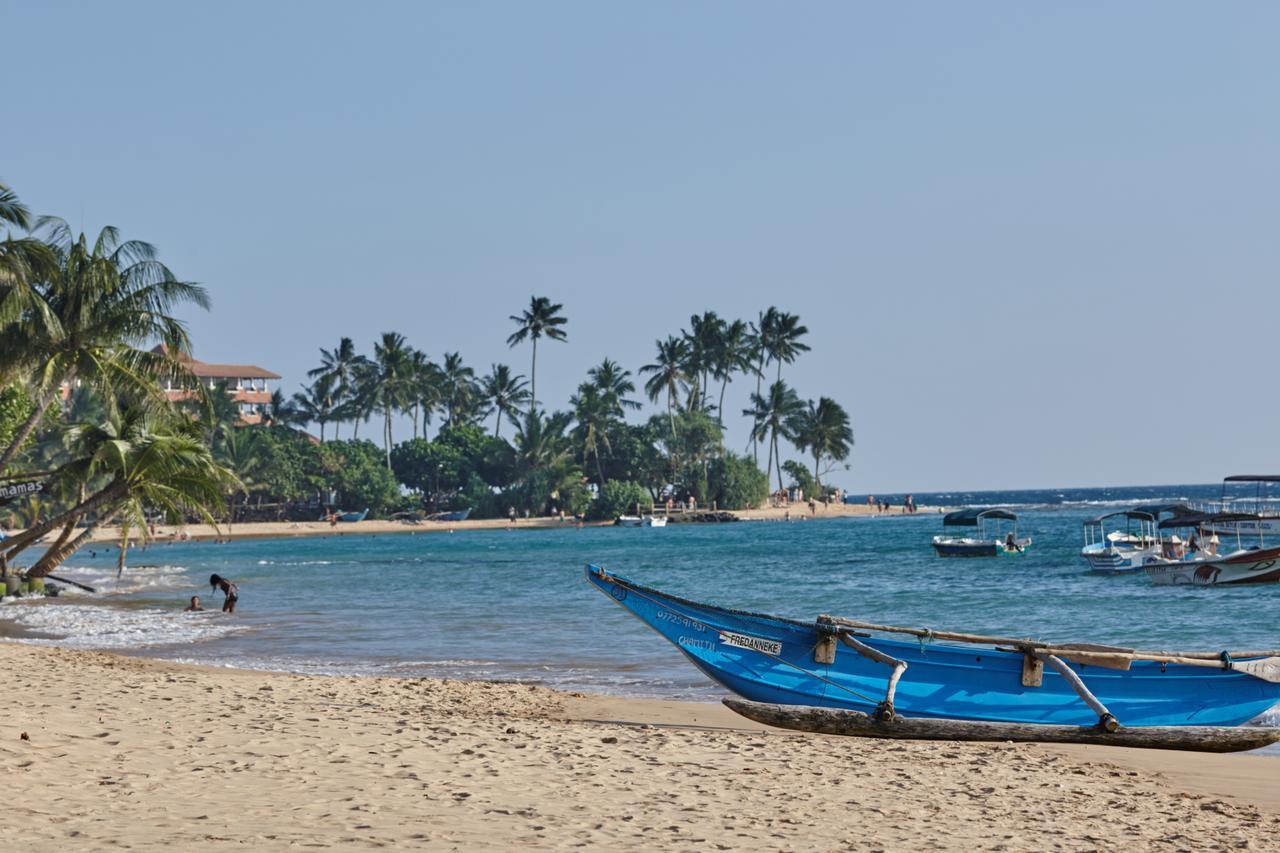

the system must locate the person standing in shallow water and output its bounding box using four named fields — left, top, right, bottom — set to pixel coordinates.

left=209, top=574, right=239, bottom=613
